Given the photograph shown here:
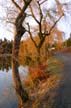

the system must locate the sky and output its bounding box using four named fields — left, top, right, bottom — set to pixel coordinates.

left=0, top=0, right=15, bottom=40
left=0, top=0, right=71, bottom=40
